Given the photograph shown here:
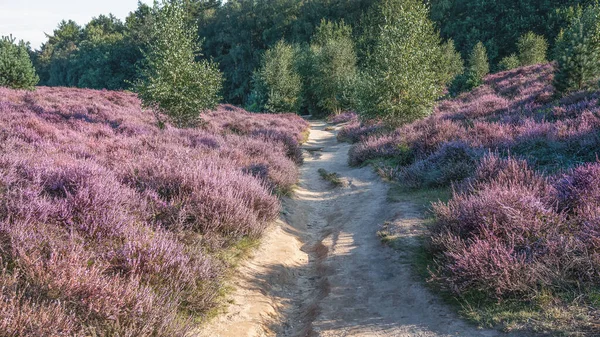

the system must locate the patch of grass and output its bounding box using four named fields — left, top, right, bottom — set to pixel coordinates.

left=324, top=126, right=335, bottom=131
left=300, top=129, right=310, bottom=144
left=205, top=236, right=261, bottom=321
left=318, top=168, right=346, bottom=187
left=386, top=184, right=452, bottom=212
